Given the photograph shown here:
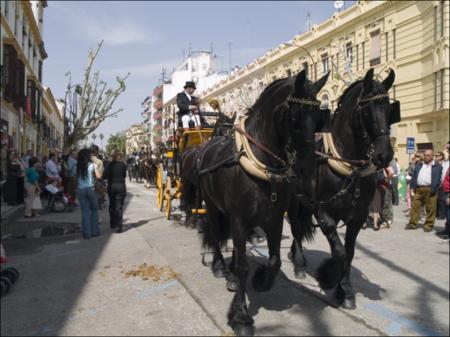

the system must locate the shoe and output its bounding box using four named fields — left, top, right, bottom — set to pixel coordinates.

left=373, top=225, right=380, bottom=231
left=115, top=228, right=123, bottom=233
left=405, top=224, right=417, bottom=230
left=423, top=226, right=433, bottom=233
